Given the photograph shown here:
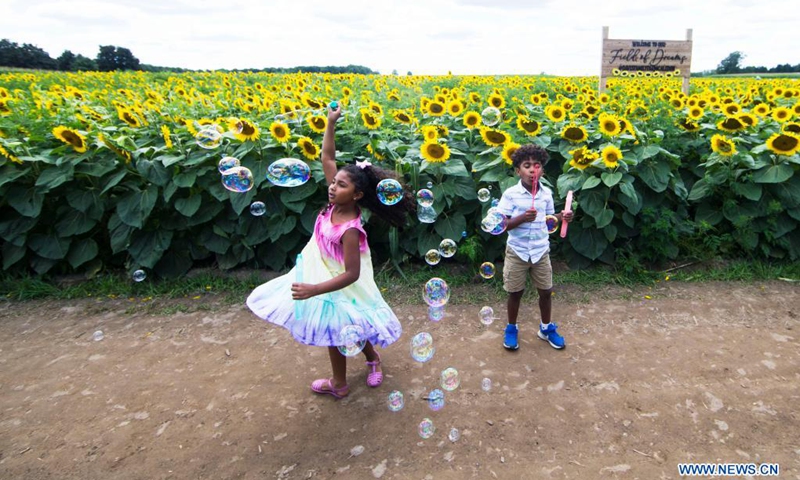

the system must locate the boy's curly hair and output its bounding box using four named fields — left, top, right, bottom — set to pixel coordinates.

left=511, top=144, right=549, bottom=169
